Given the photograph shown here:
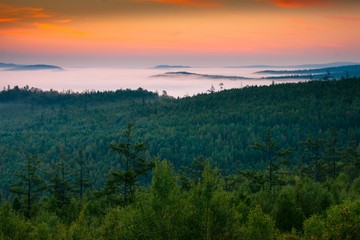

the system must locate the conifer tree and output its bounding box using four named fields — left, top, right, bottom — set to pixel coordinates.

left=10, top=154, right=46, bottom=218
left=253, top=128, right=292, bottom=190
left=104, top=123, right=153, bottom=205
left=300, top=135, right=324, bottom=182
left=324, top=128, right=339, bottom=179
left=74, top=150, right=91, bottom=203
left=48, top=147, right=71, bottom=209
